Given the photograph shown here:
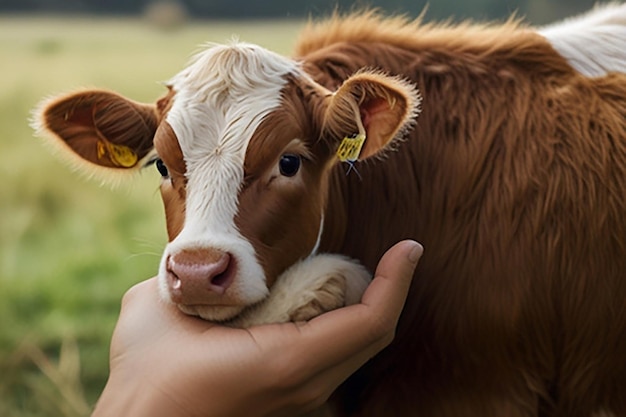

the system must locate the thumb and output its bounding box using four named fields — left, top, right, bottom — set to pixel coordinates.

left=279, top=241, right=424, bottom=370
left=361, top=240, right=423, bottom=320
